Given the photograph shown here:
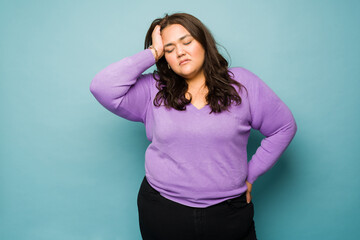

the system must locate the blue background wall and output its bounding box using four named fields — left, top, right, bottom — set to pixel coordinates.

left=1, top=0, right=359, bottom=239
